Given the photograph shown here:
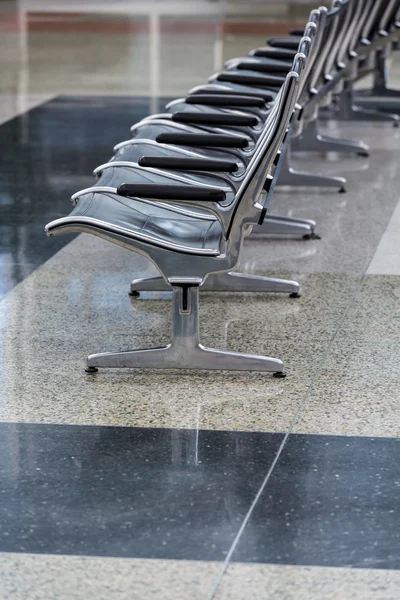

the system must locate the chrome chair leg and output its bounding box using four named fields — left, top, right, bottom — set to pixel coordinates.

left=250, top=214, right=318, bottom=239
left=276, top=146, right=346, bottom=192
left=87, top=285, right=284, bottom=375
left=292, top=119, right=369, bottom=155
left=130, top=272, right=301, bottom=297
